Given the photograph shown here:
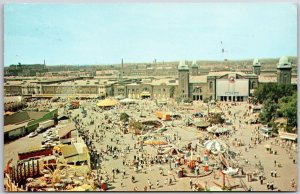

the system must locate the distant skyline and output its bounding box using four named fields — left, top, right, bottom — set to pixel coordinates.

left=4, top=3, right=298, bottom=66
